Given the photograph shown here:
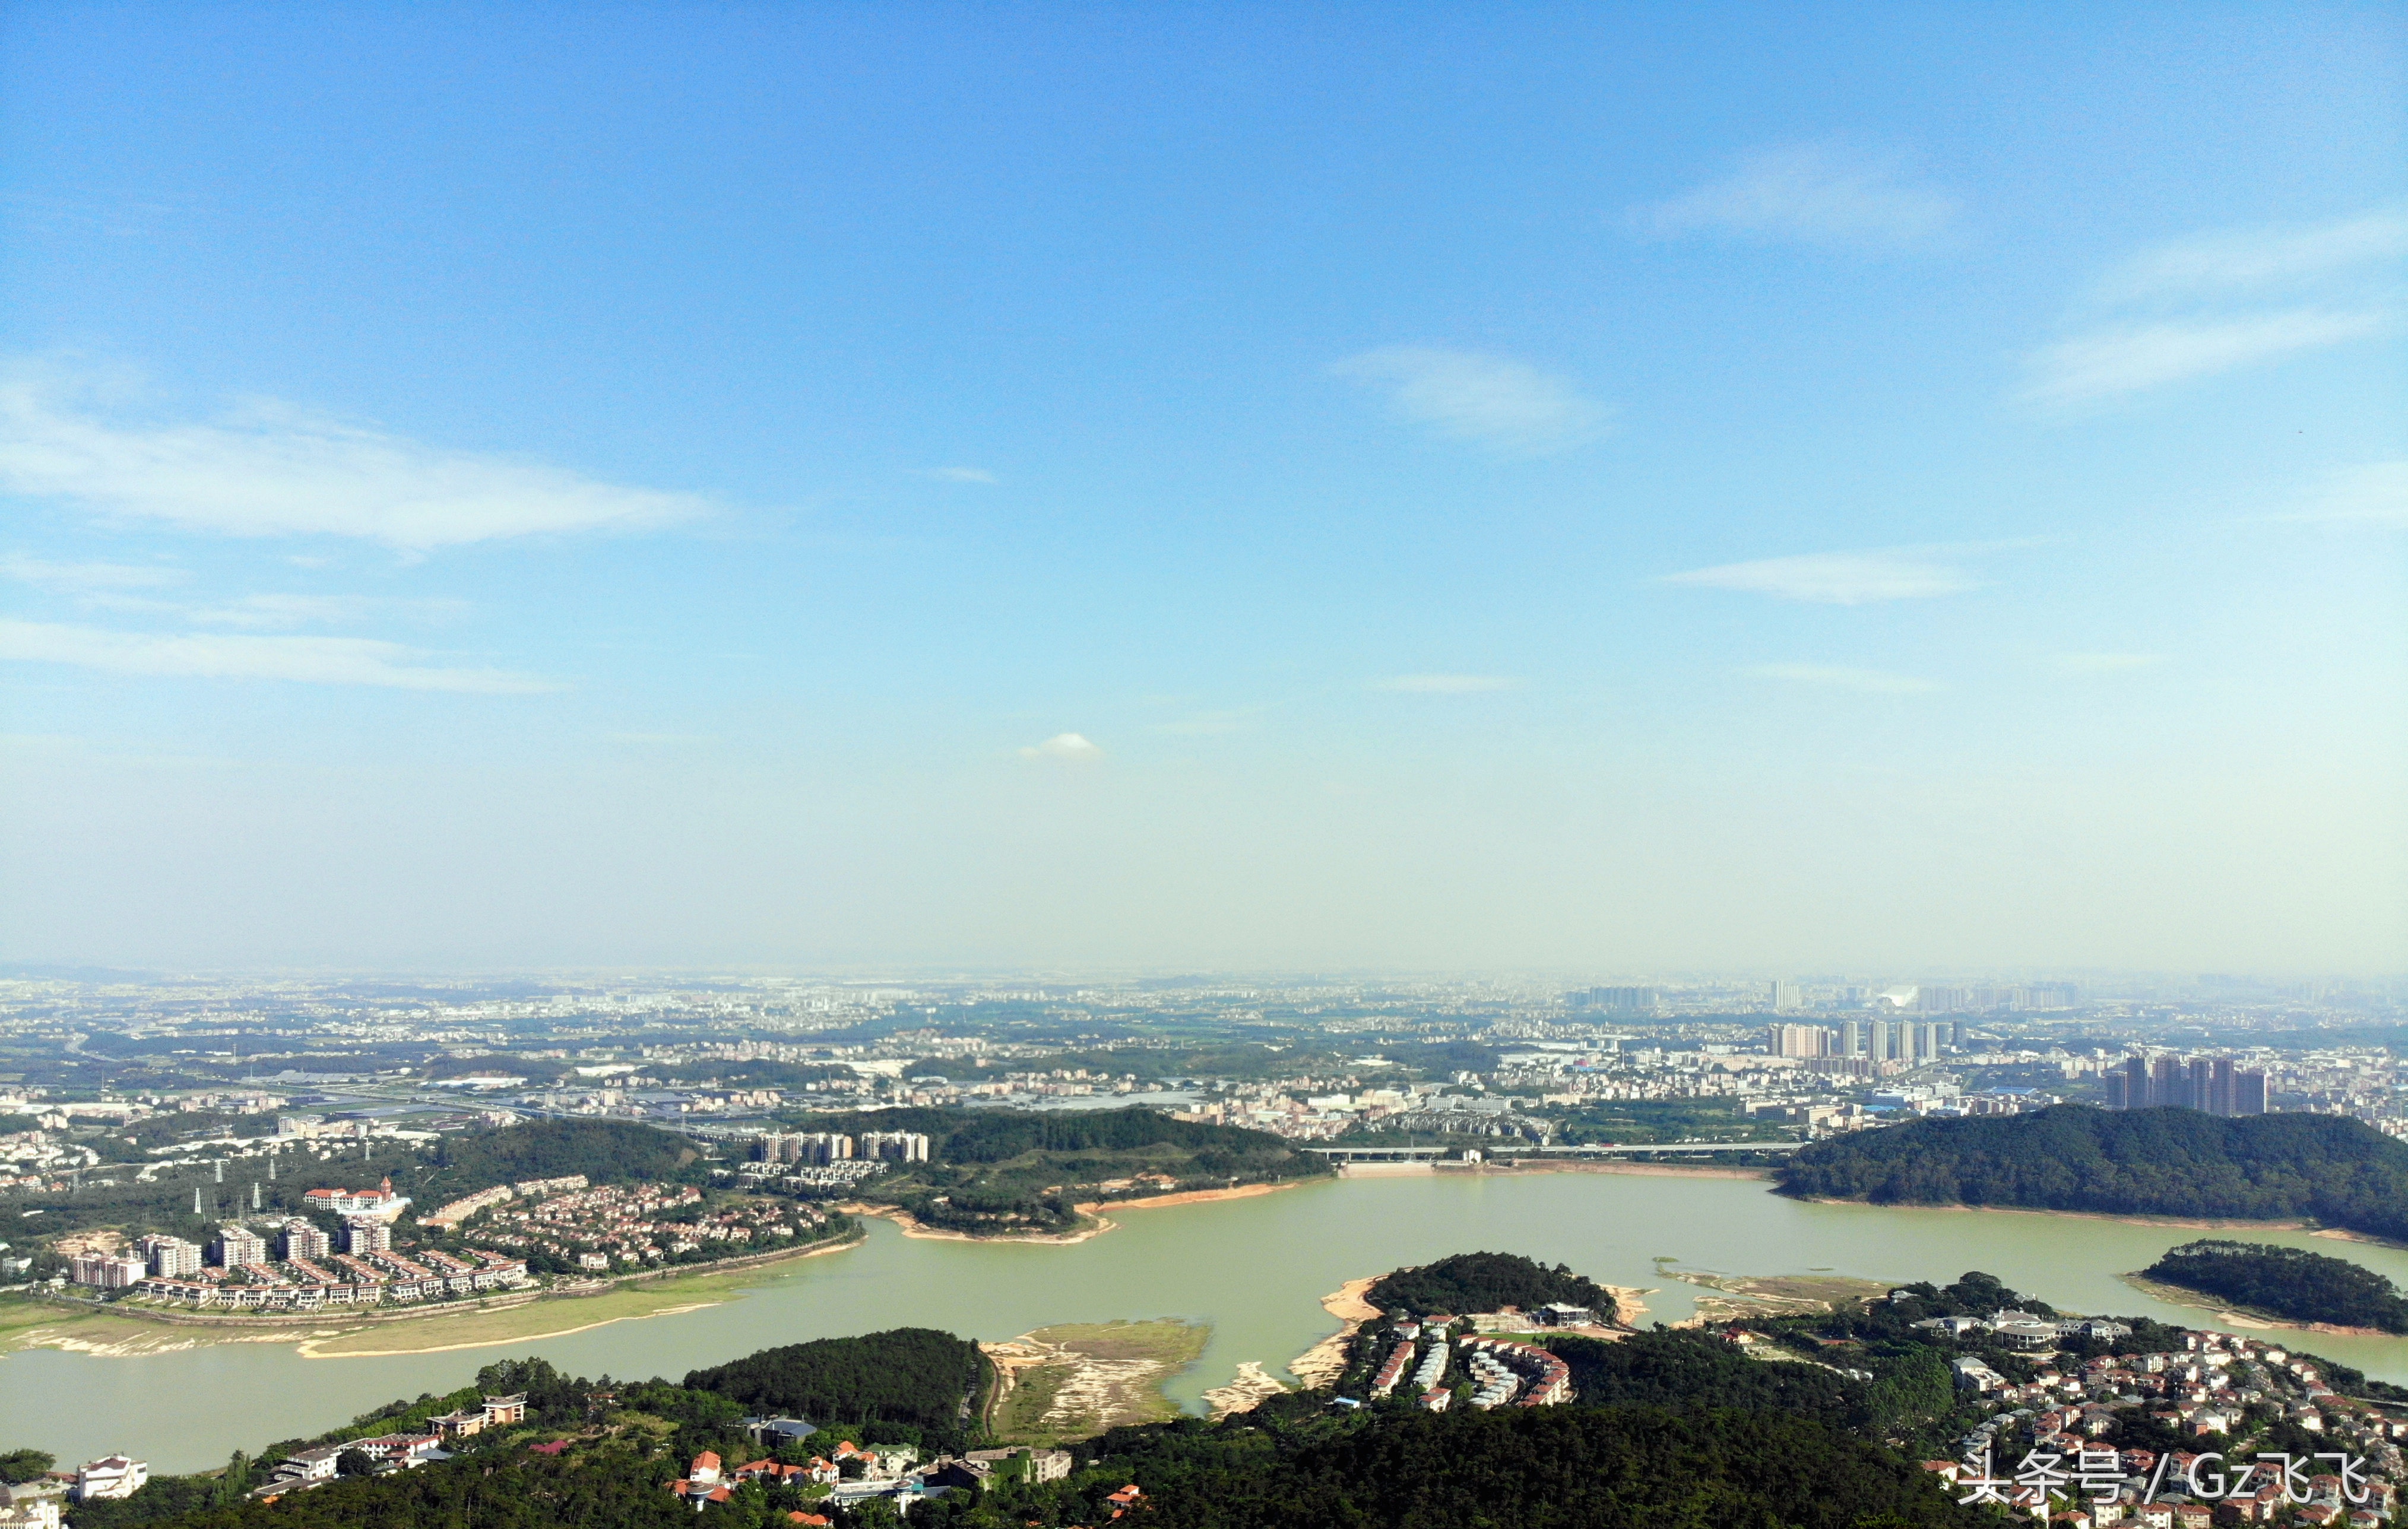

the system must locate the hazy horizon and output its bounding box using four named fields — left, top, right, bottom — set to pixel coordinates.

left=3, top=6, right=2403, bottom=973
